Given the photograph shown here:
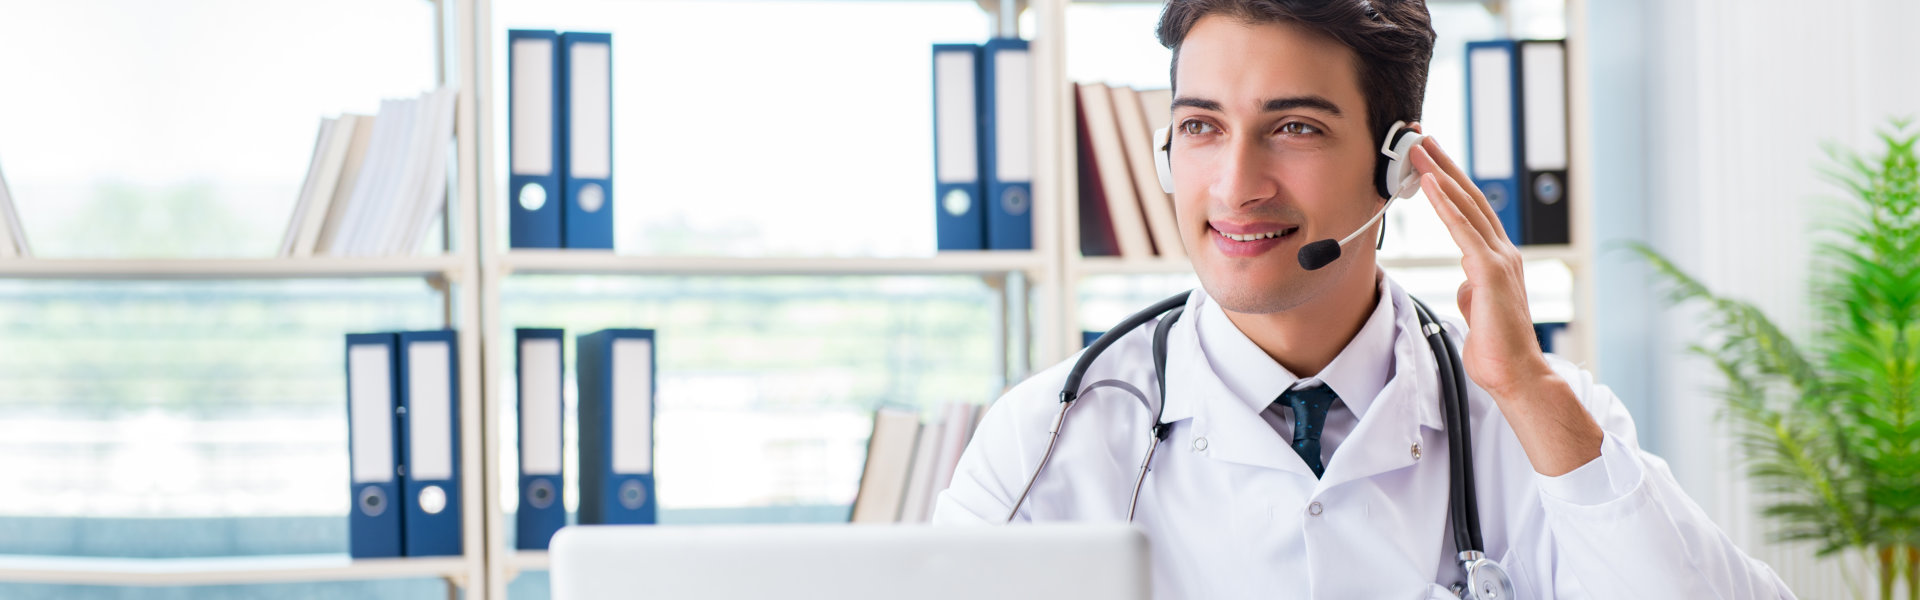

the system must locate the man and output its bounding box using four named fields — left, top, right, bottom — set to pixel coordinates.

left=933, top=1, right=1796, bottom=598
